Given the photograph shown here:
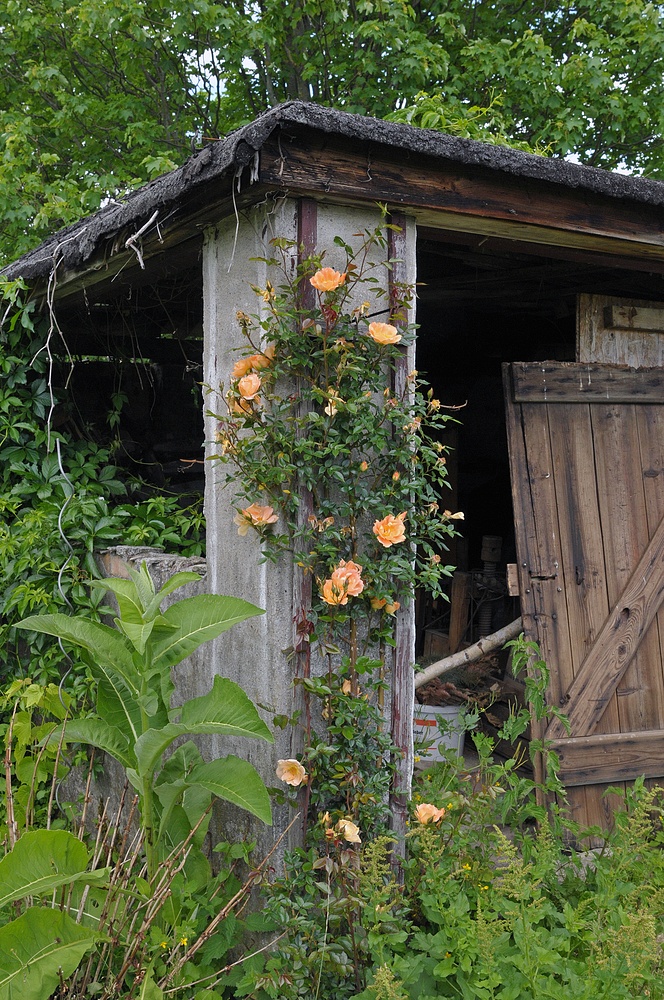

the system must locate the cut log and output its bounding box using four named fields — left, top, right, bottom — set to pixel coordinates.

left=414, top=617, right=523, bottom=690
